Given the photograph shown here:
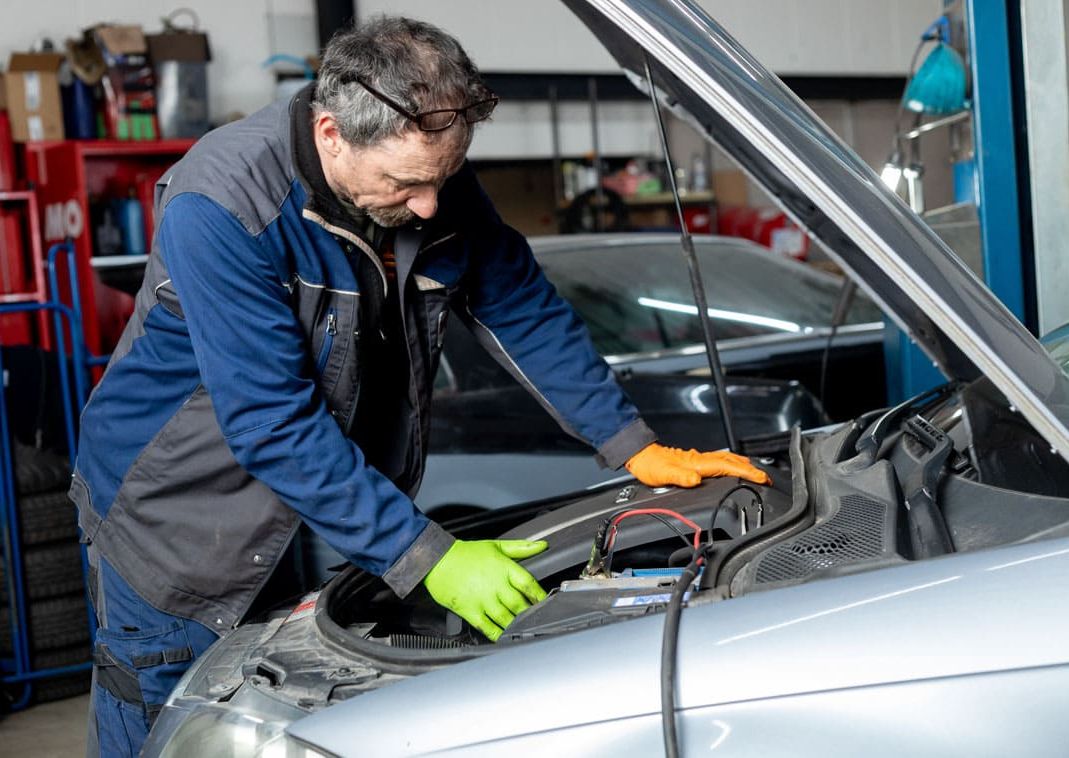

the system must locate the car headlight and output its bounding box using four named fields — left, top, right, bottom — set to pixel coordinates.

left=157, top=704, right=331, bottom=758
